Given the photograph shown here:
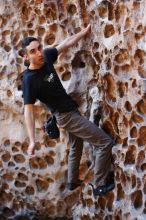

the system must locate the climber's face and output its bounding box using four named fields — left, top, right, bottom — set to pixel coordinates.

left=25, top=40, right=44, bottom=69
